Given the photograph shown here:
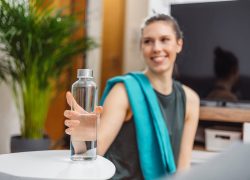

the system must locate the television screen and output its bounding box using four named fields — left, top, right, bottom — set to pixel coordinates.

left=171, top=1, right=250, bottom=103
